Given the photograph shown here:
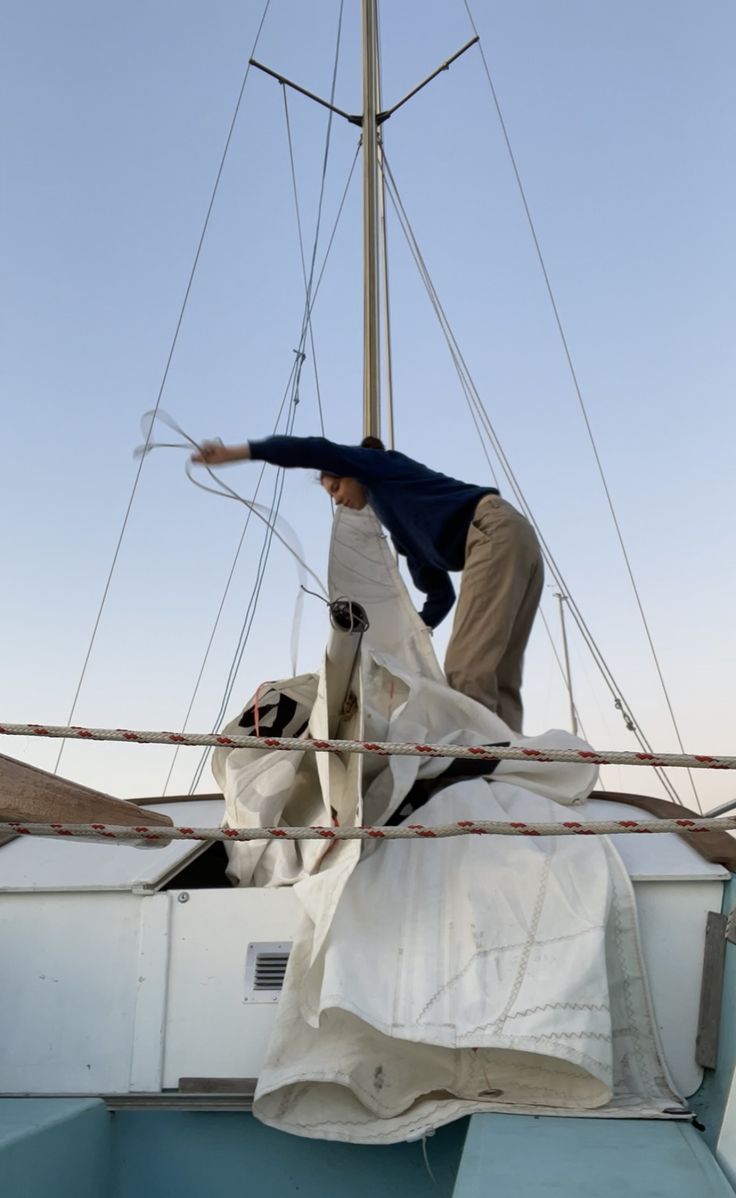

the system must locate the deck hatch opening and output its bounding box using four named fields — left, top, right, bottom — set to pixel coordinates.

left=244, top=941, right=292, bottom=1003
